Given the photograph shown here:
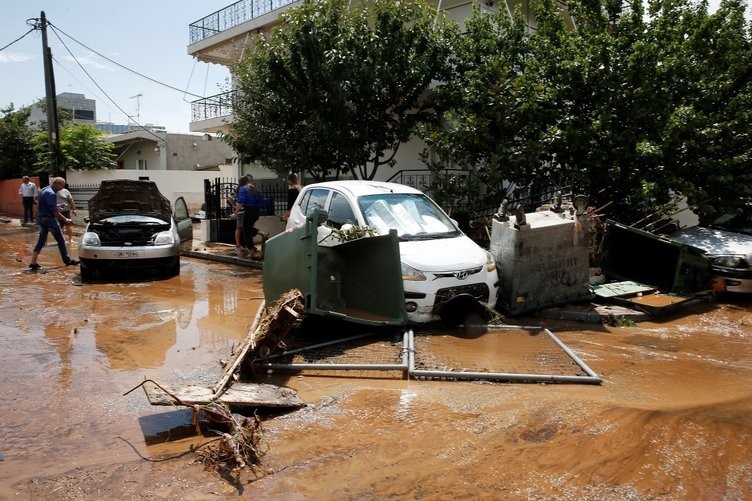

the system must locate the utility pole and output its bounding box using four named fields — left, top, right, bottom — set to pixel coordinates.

left=40, top=11, right=62, bottom=179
